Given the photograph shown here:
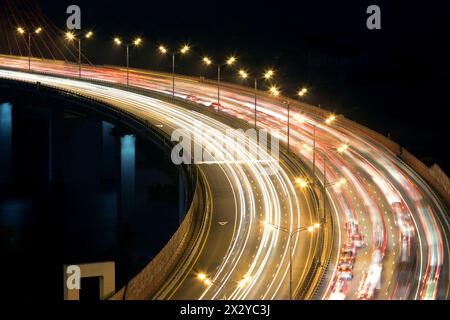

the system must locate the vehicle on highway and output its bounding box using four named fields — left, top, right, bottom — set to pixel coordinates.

left=345, top=221, right=366, bottom=248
